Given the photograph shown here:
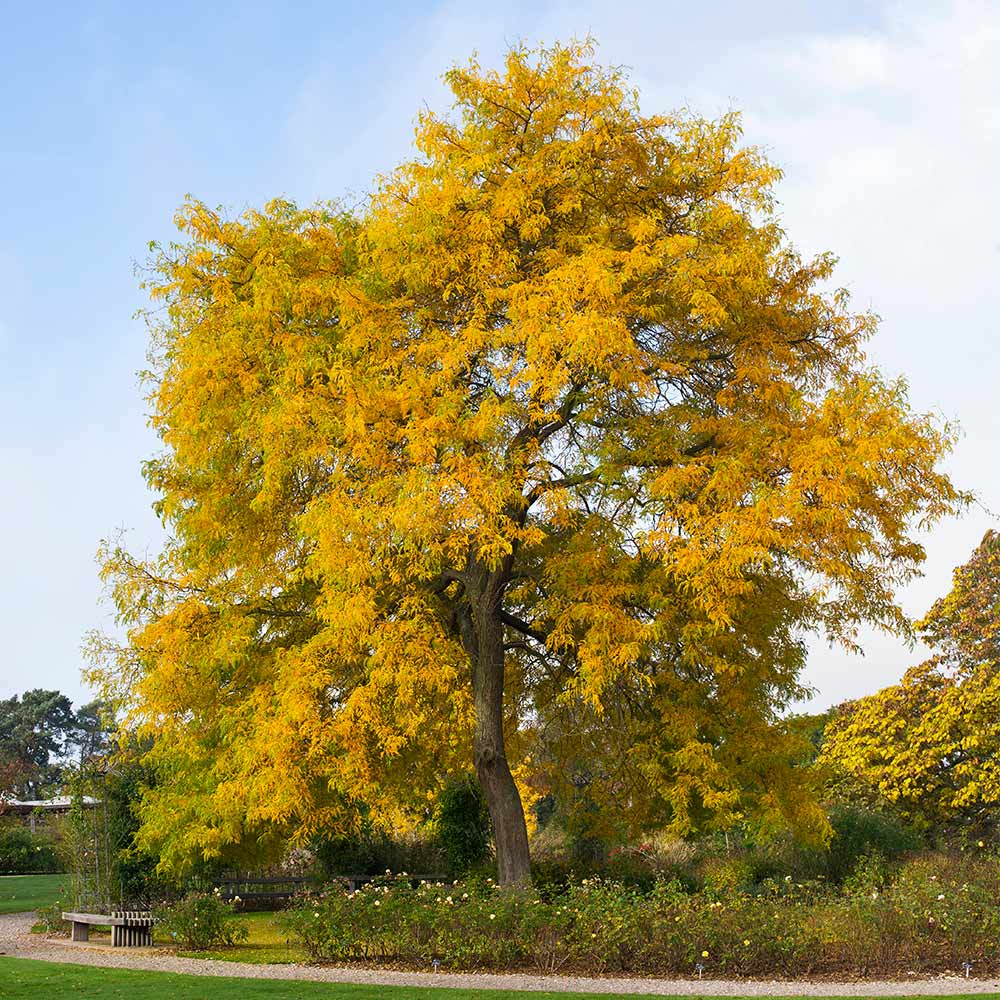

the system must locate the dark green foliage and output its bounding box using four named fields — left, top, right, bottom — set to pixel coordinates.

left=565, top=830, right=608, bottom=866
left=605, top=850, right=698, bottom=893
left=725, top=805, right=921, bottom=887
left=314, top=828, right=445, bottom=878
left=527, top=806, right=919, bottom=899
left=72, top=700, right=114, bottom=765
left=825, top=804, right=919, bottom=882
left=103, top=760, right=164, bottom=904
left=436, top=775, right=492, bottom=874
left=62, top=756, right=170, bottom=909
left=532, top=793, right=557, bottom=830
left=314, top=833, right=381, bottom=876
left=534, top=780, right=621, bottom=867
left=784, top=709, right=837, bottom=763
left=530, top=854, right=696, bottom=899
left=0, top=824, right=63, bottom=874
